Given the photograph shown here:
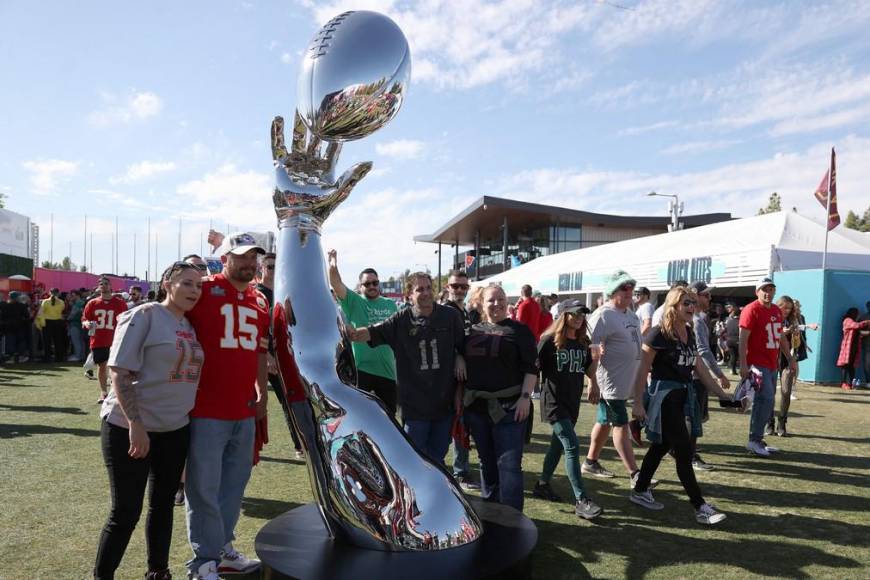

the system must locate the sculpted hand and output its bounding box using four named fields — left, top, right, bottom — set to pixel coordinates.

left=271, top=113, right=371, bottom=221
